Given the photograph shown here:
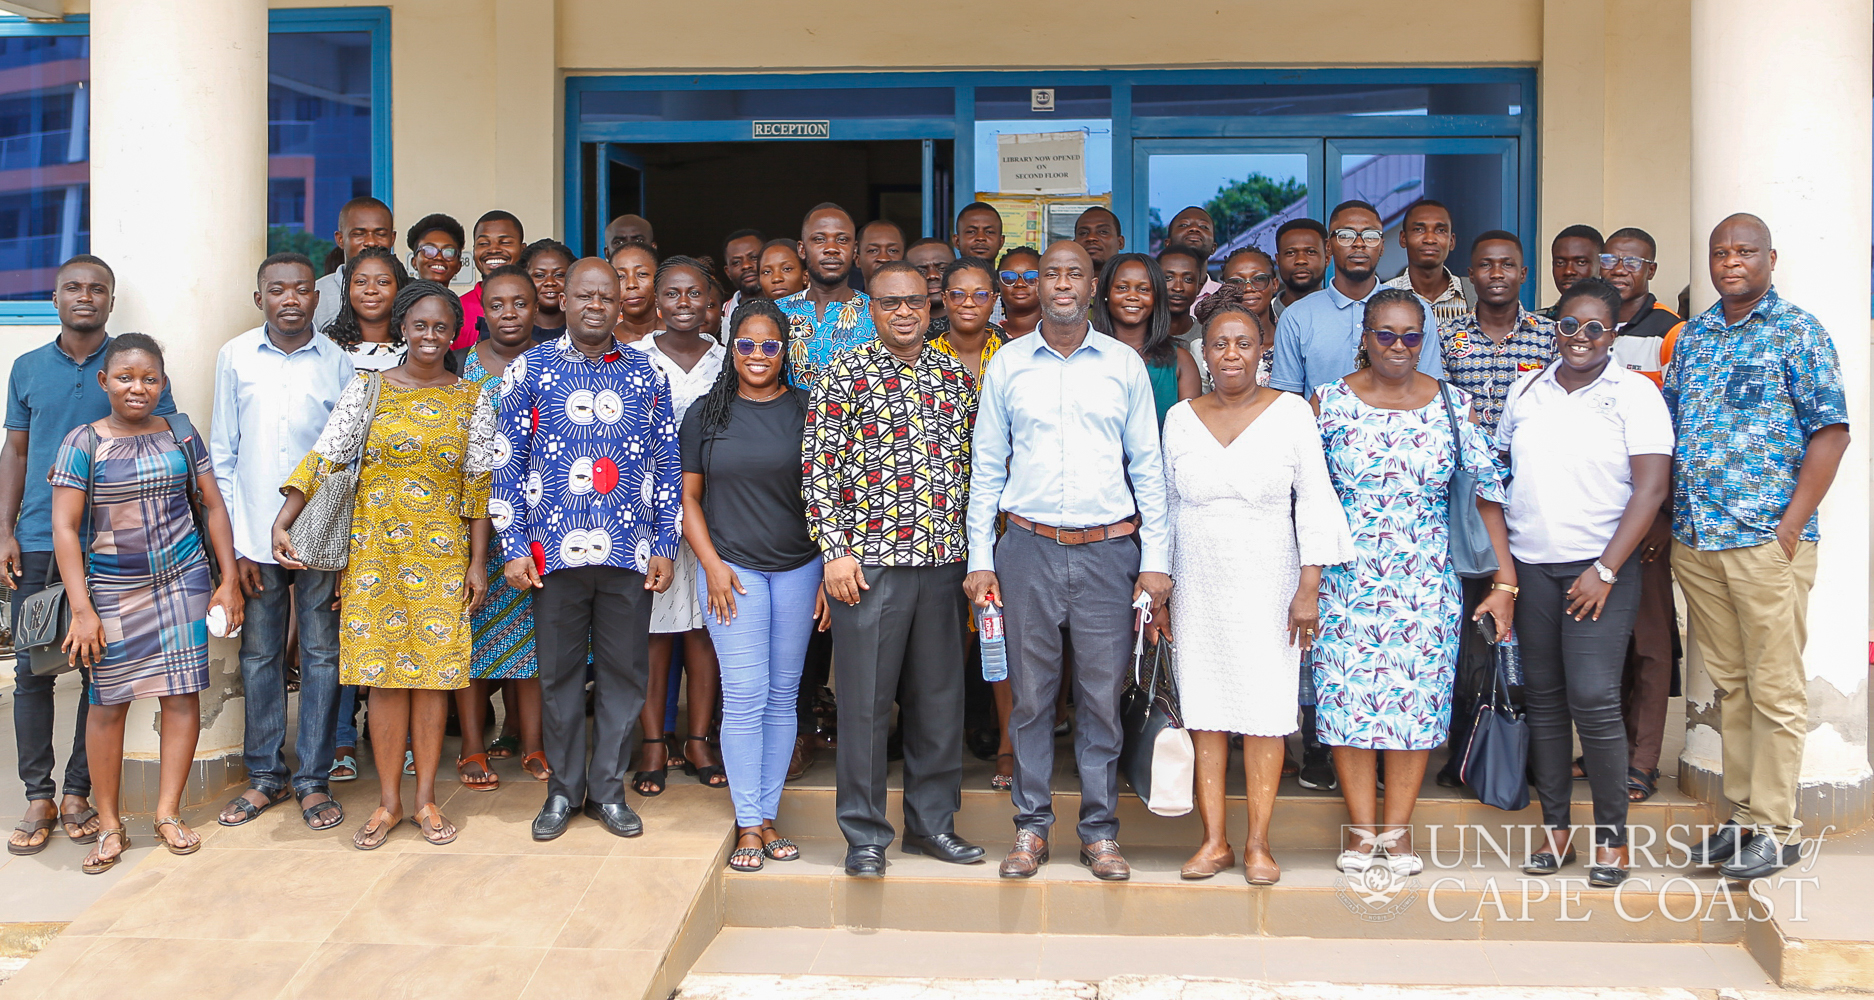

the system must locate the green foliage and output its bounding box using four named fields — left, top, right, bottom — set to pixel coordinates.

left=267, top=226, right=333, bottom=267
left=1205, top=173, right=1308, bottom=243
